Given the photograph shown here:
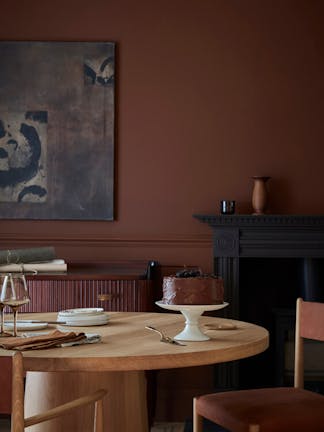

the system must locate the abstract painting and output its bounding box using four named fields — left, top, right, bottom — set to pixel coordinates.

left=0, top=41, right=115, bottom=220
